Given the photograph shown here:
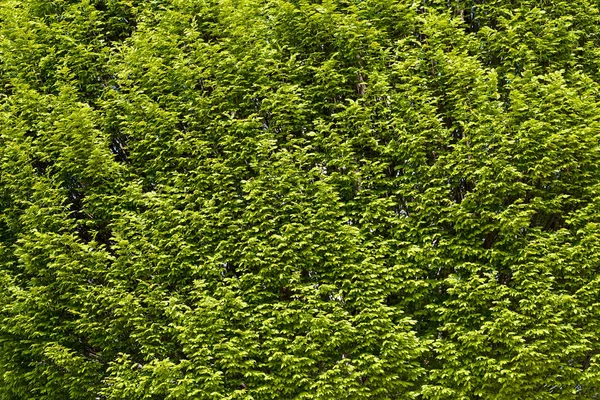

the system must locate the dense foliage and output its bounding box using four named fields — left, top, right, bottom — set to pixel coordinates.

left=1, top=0, right=600, bottom=398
